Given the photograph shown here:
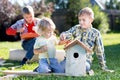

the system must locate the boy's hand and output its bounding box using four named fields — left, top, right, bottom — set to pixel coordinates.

left=41, top=45, right=48, bottom=53
left=60, top=33, right=66, bottom=41
left=59, top=39, right=71, bottom=45
left=18, top=27, right=25, bottom=33
left=34, top=45, right=48, bottom=54
left=102, top=67, right=114, bottom=73
left=103, top=68, right=114, bottom=73
left=18, top=23, right=27, bottom=33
